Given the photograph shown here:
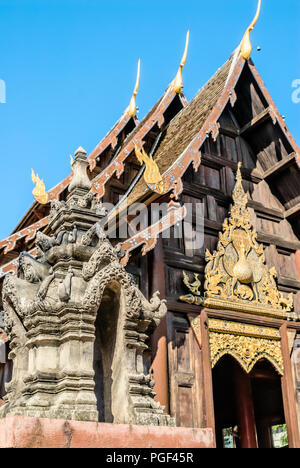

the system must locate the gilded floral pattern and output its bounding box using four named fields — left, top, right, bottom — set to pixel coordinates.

left=209, top=331, right=284, bottom=375
left=203, top=163, right=294, bottom=319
